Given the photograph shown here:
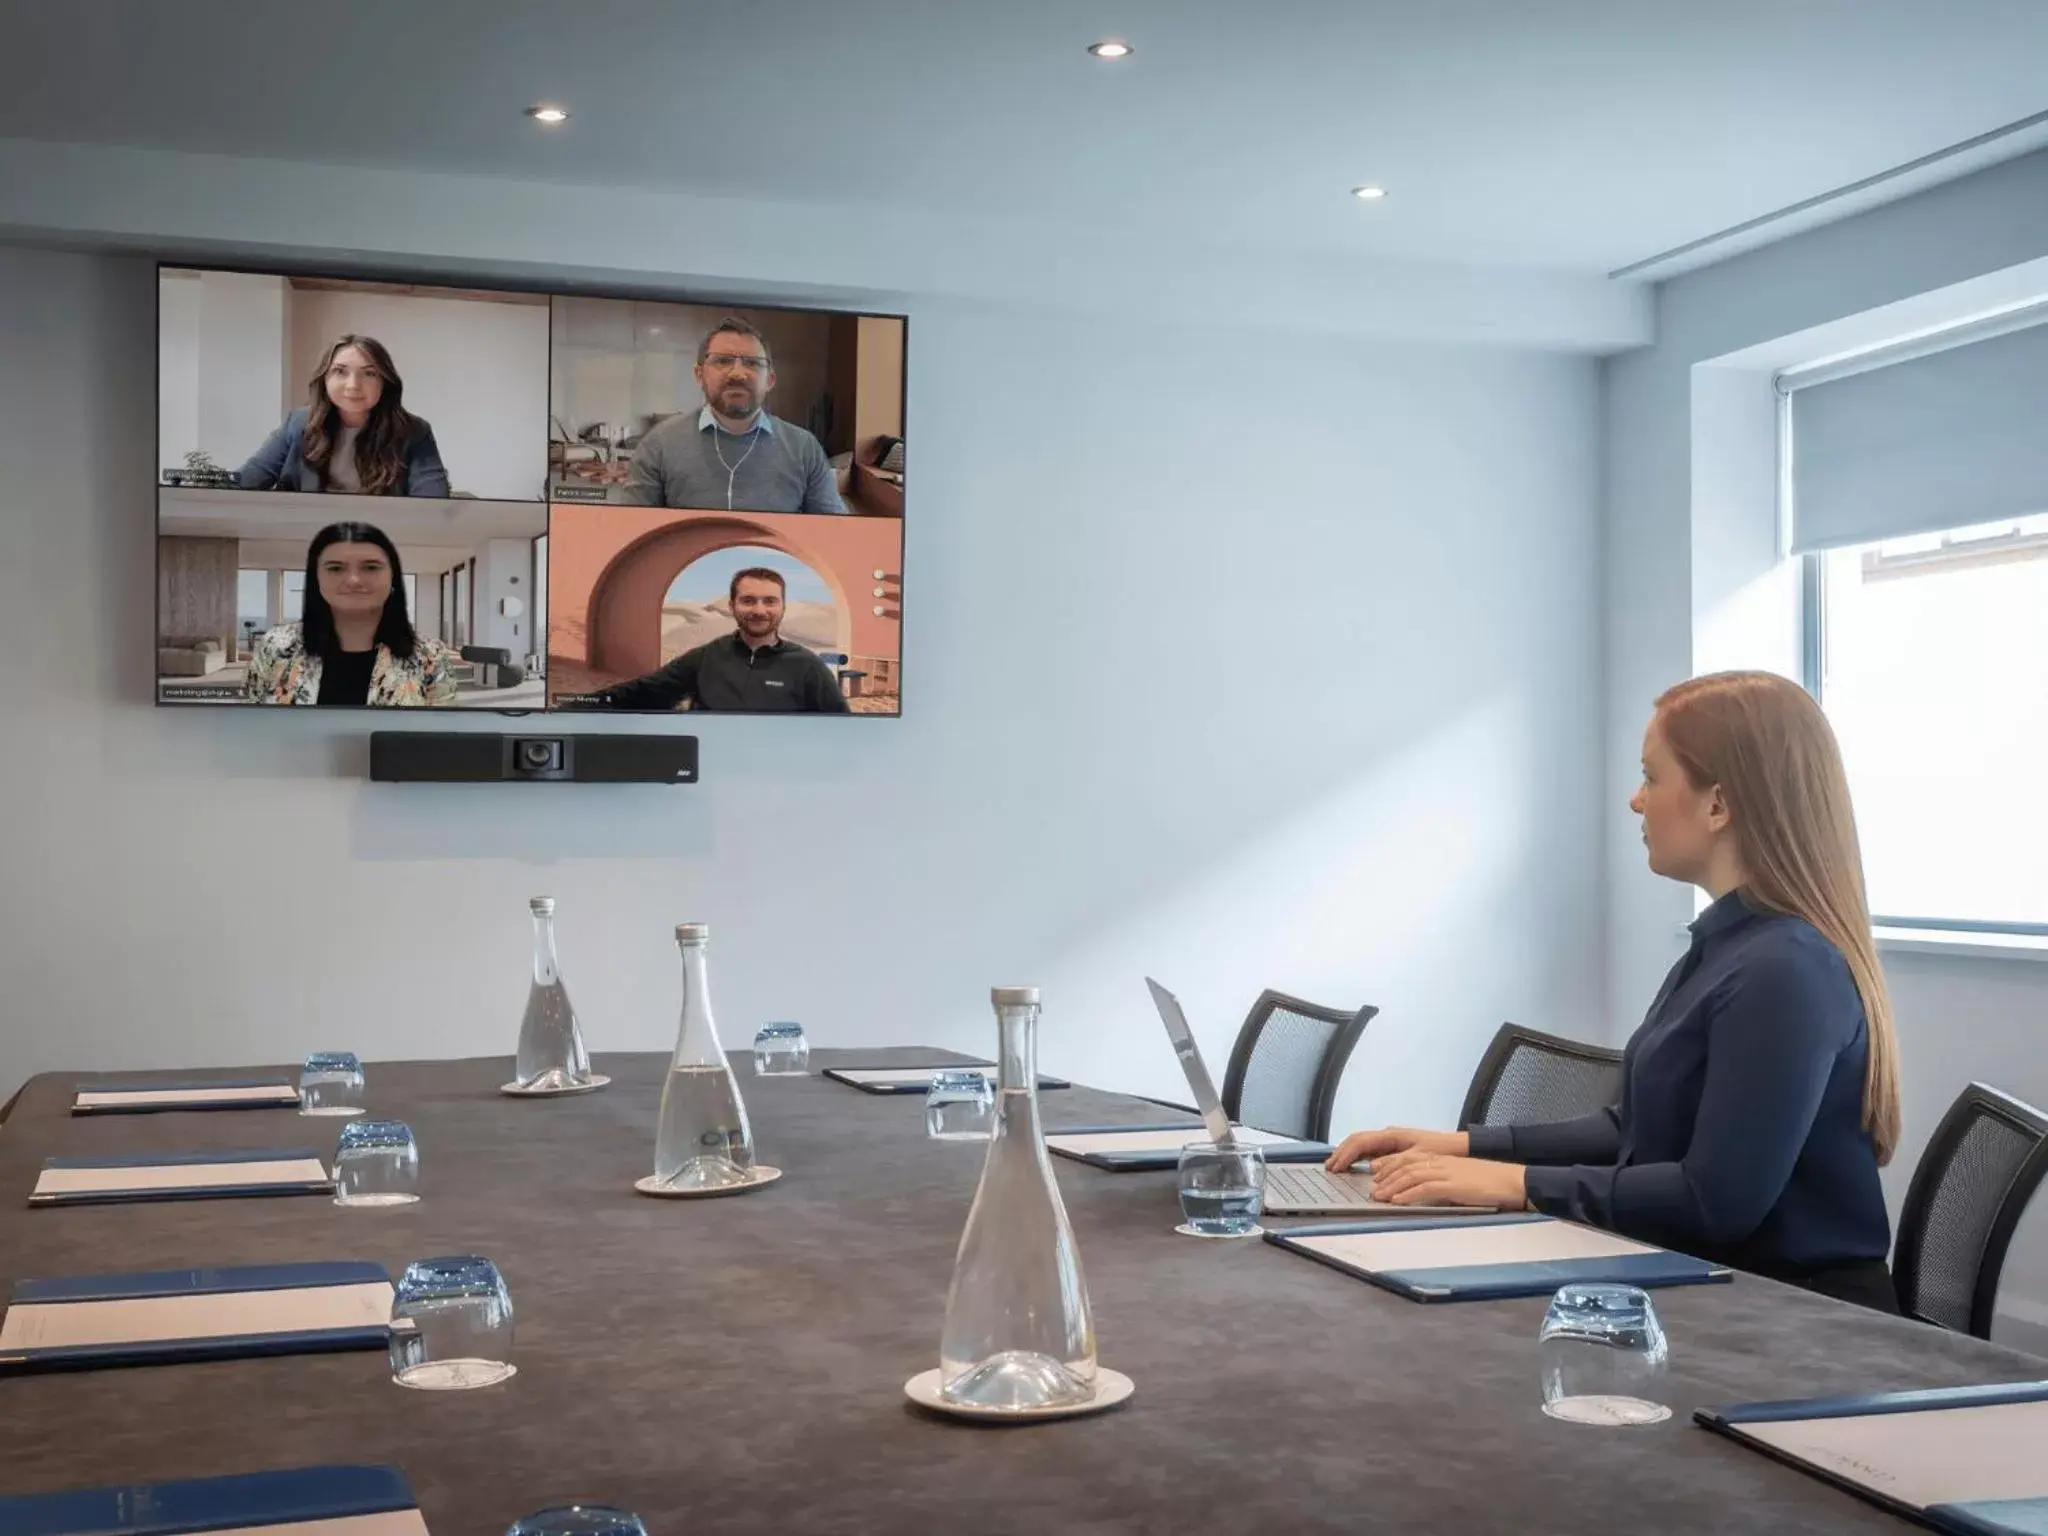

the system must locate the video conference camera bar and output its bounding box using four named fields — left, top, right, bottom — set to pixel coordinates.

left=369, top=732, right=698, bottom=784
